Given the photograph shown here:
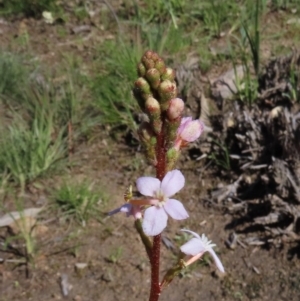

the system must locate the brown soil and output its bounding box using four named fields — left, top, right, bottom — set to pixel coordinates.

left=1, top=5, right=300, bottom=301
